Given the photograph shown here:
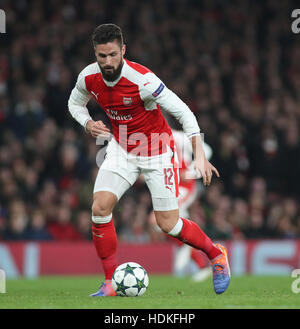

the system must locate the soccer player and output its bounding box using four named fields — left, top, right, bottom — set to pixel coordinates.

left=68, top=24, right=230, bottom=296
